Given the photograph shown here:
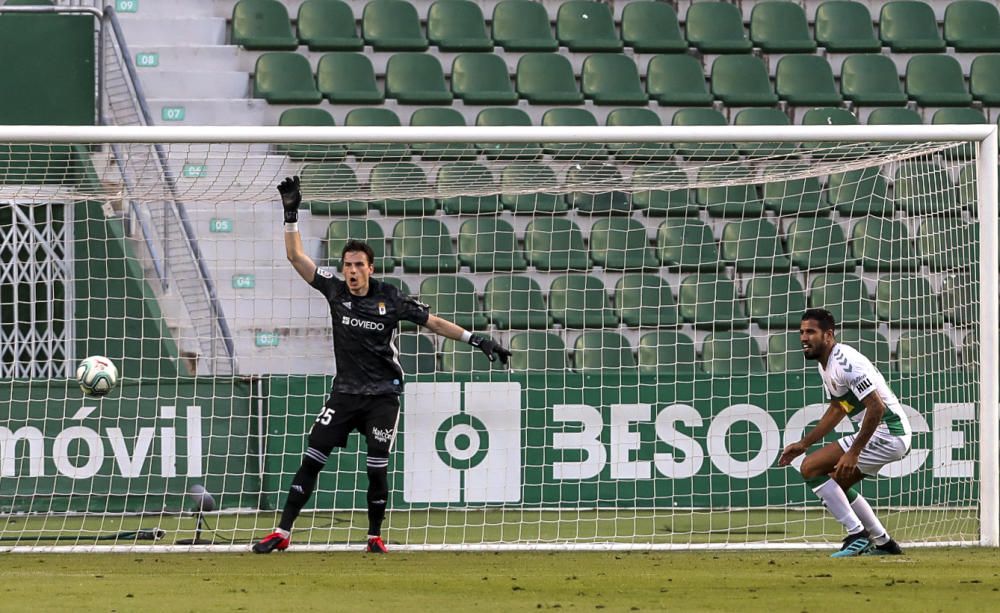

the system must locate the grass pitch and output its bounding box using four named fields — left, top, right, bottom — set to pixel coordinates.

left=2, top=548, right=998, bottom=612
